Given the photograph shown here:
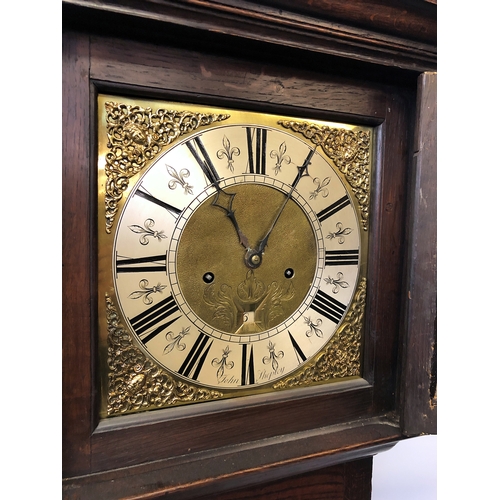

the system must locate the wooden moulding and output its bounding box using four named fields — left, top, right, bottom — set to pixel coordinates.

left=63, top=415, right=399, bottom=499
left=62, top=0, right=436, bottom=74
